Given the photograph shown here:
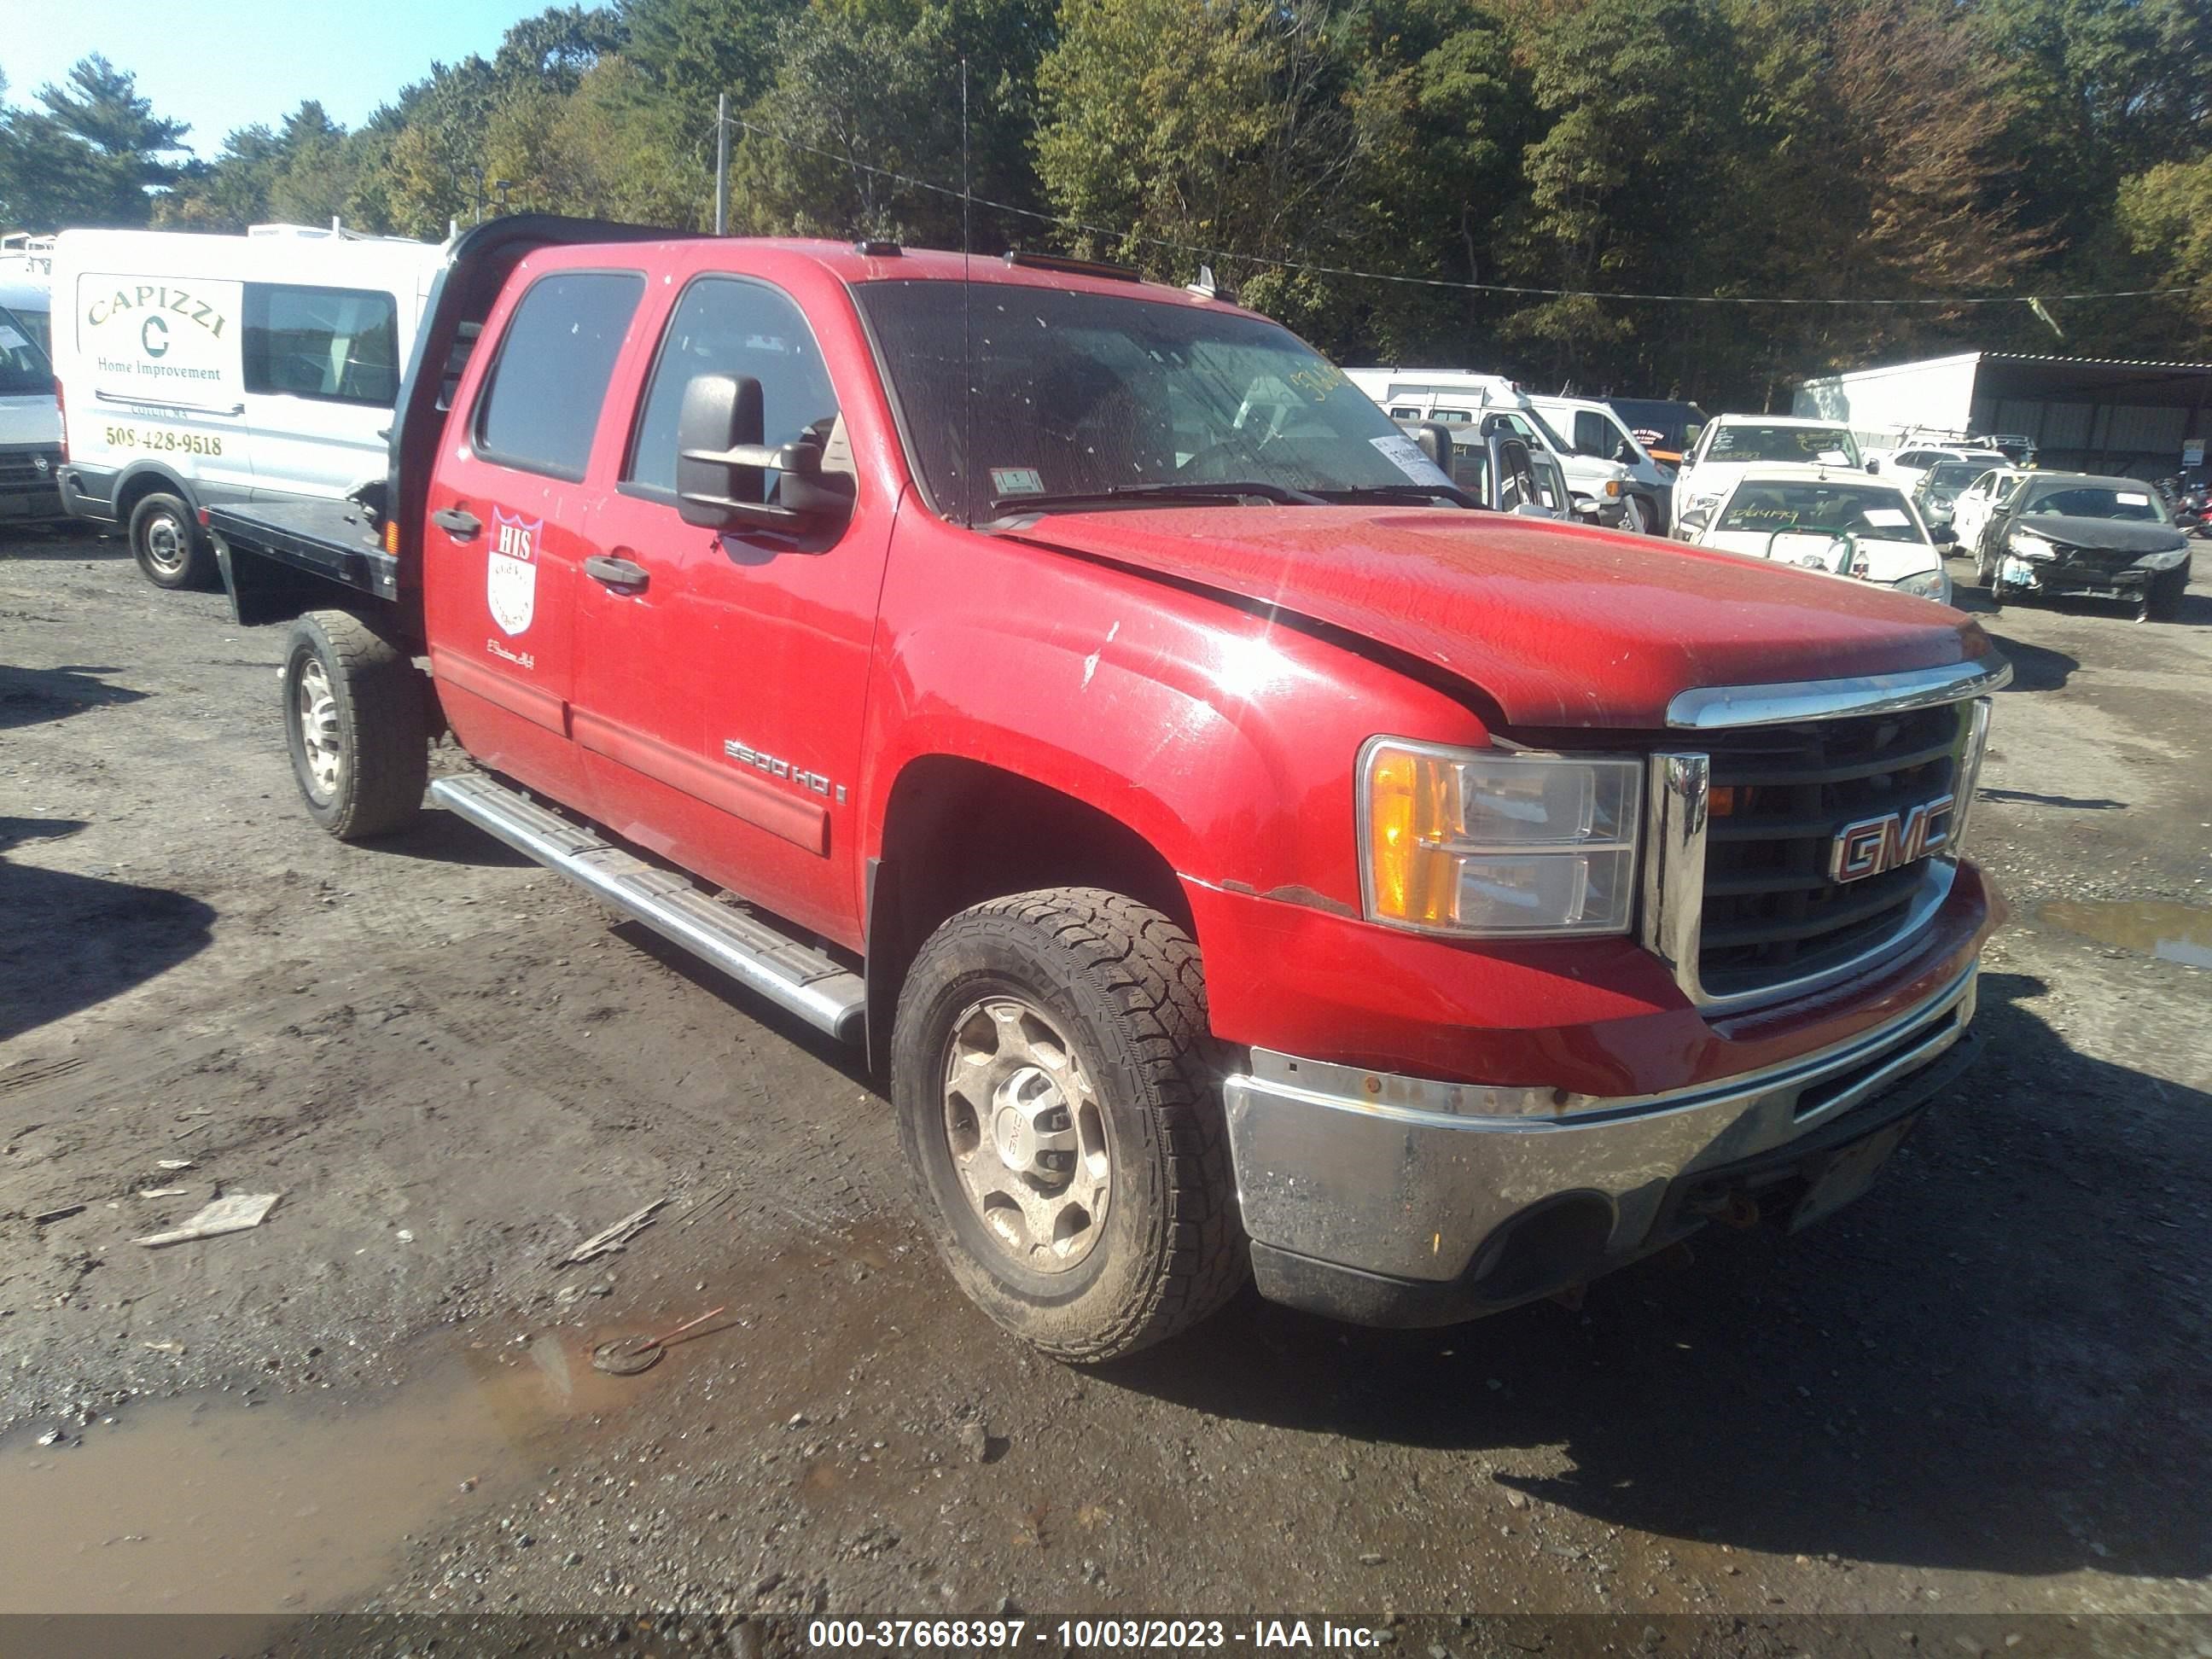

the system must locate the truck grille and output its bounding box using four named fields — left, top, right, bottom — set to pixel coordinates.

left=1695, top=702, right=1968, bottom=1001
